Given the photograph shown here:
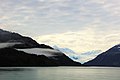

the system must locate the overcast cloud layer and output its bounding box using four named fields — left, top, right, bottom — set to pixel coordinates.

left=0, top=0, right=120, bottom=53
